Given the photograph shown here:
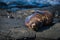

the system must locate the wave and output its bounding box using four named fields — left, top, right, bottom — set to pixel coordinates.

left=0, top=0, right=60, bottom=11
